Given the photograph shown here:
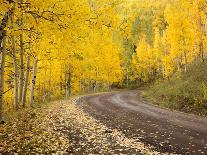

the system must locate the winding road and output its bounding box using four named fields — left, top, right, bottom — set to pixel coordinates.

left=80, top=90, right=207, bottom=154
